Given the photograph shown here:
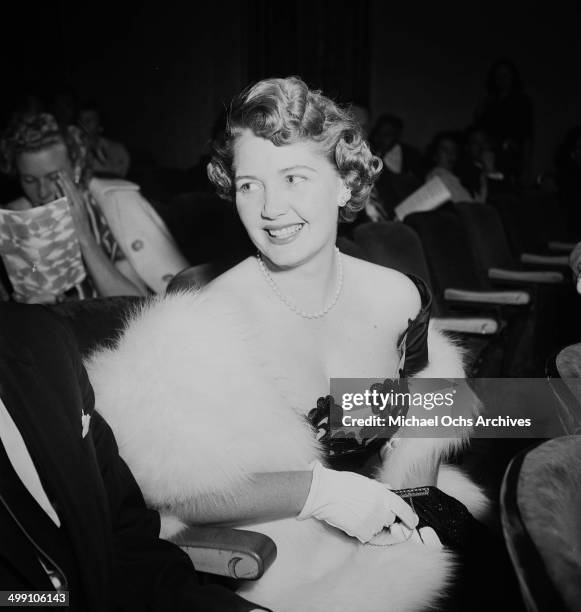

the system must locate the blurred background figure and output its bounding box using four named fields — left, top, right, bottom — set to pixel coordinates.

left=77, top=103, right=131, bottom=178
left=474, top=59, right=534, bottom=187
left=555, top=126, right=581, bottom=231
left=457, top=124, right=507, bottom=200
left=0, top=114, right=188, bottom=303
left=425, top=130, right=481, bottom=202
left=50, top=91, right=77, bottom=132
left=367, top=113, right=424, bottom=218
left=350, top=103, right=372, bottom=139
